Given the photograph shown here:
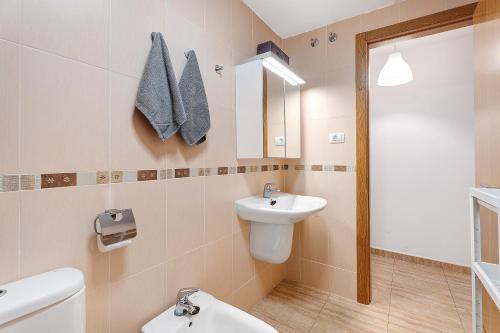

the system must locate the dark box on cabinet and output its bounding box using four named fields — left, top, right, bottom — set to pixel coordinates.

left=257, top=41, right=289, bottom=64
